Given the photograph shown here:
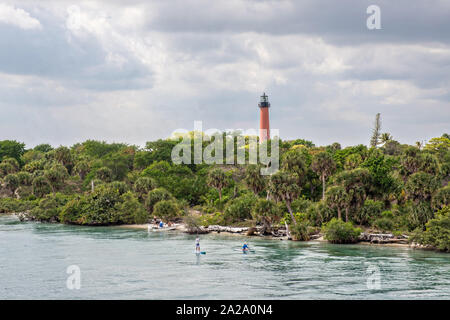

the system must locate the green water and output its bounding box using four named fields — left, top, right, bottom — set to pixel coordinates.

left=1, top=215, right=449, bottom=299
